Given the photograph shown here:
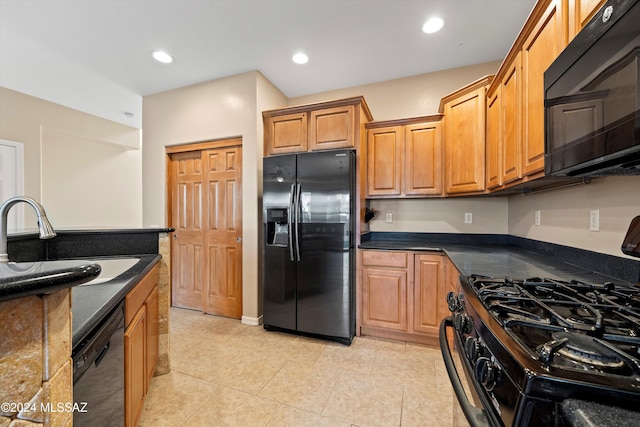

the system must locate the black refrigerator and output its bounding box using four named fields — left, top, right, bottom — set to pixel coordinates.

left=263, top=149, right=355, bottom=344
